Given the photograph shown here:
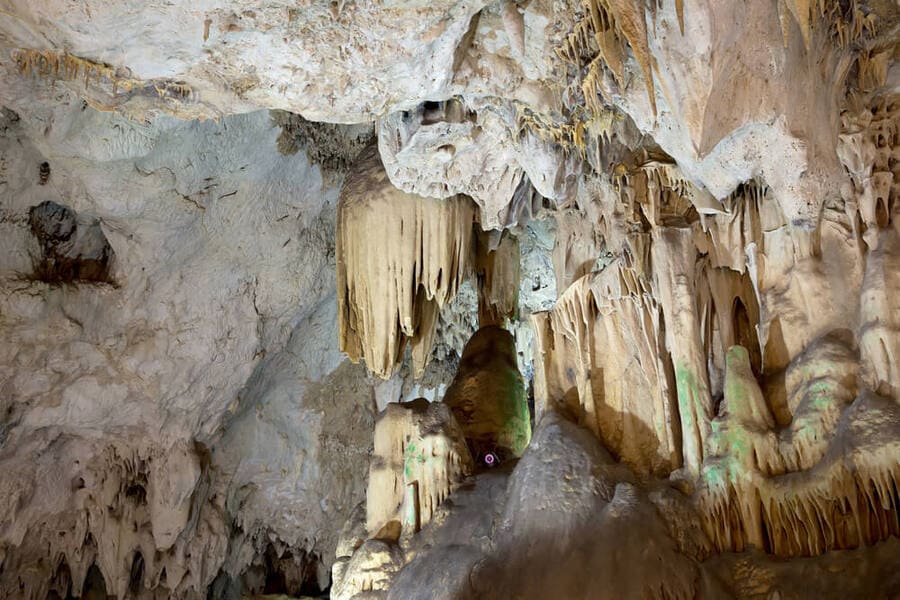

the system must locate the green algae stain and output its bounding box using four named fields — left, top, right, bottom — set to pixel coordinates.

left=403, top=443, right=426, bottom=479
left=497, top=376, right=531, bottom=457
left=674, top=363, right=702, bottom=425
left=405, top=488, right=418, bottom=527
